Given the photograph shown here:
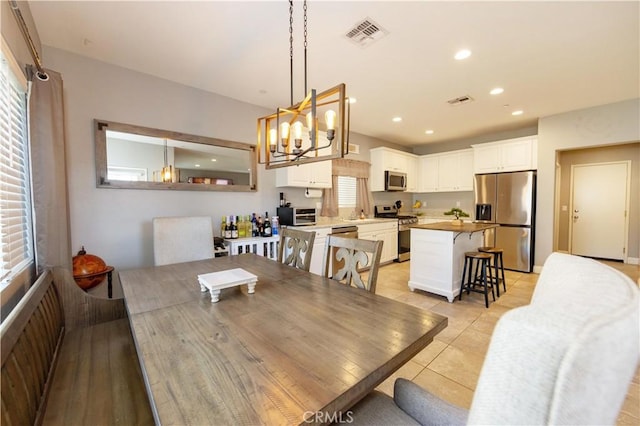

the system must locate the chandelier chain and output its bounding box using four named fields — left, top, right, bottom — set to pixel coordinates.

left=288, top=0, right=294, bottom=106
left=303, top=0, right=308, bottom=96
